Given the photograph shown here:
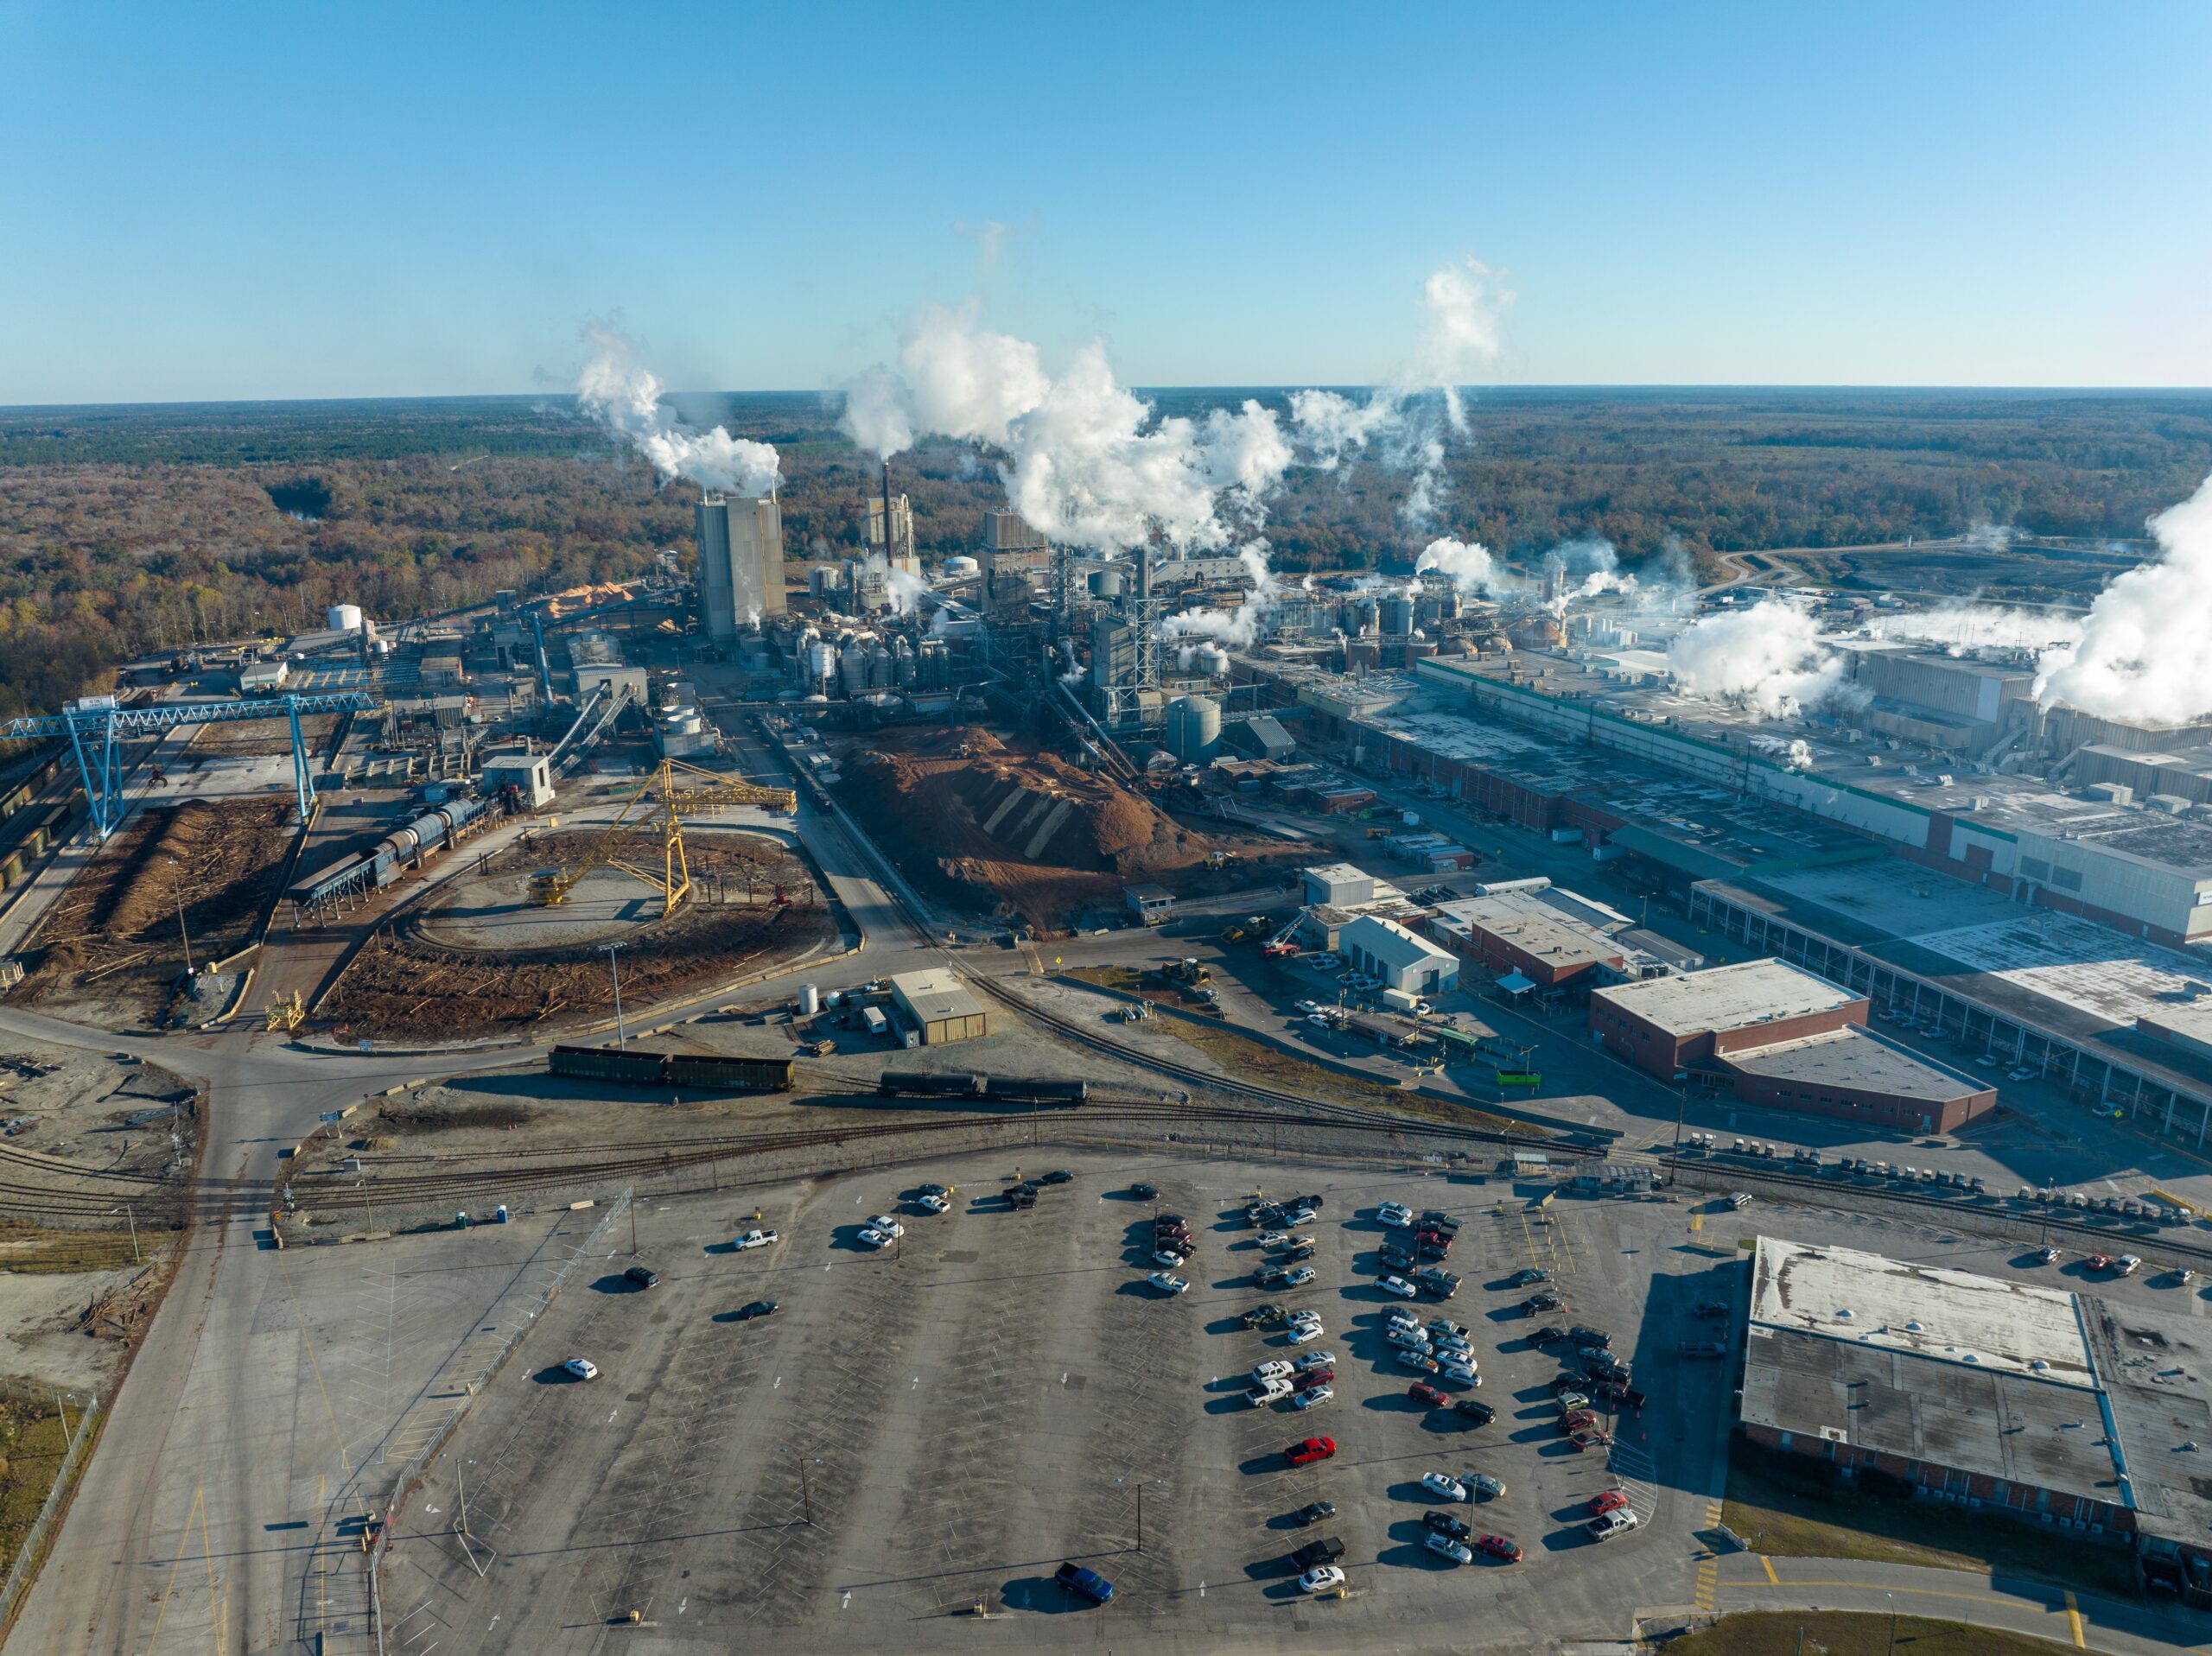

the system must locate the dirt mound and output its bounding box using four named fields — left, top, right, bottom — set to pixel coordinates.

left=836, top=726, right=1292, bottom=932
